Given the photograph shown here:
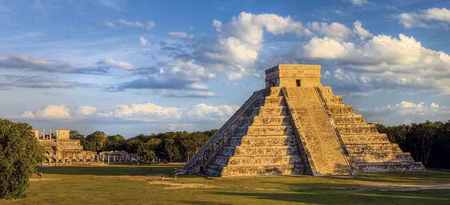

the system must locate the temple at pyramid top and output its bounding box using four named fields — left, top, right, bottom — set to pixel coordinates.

left=265, top=64, right=321, bottom=88
left=180, top=64, right=424, bottom=177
